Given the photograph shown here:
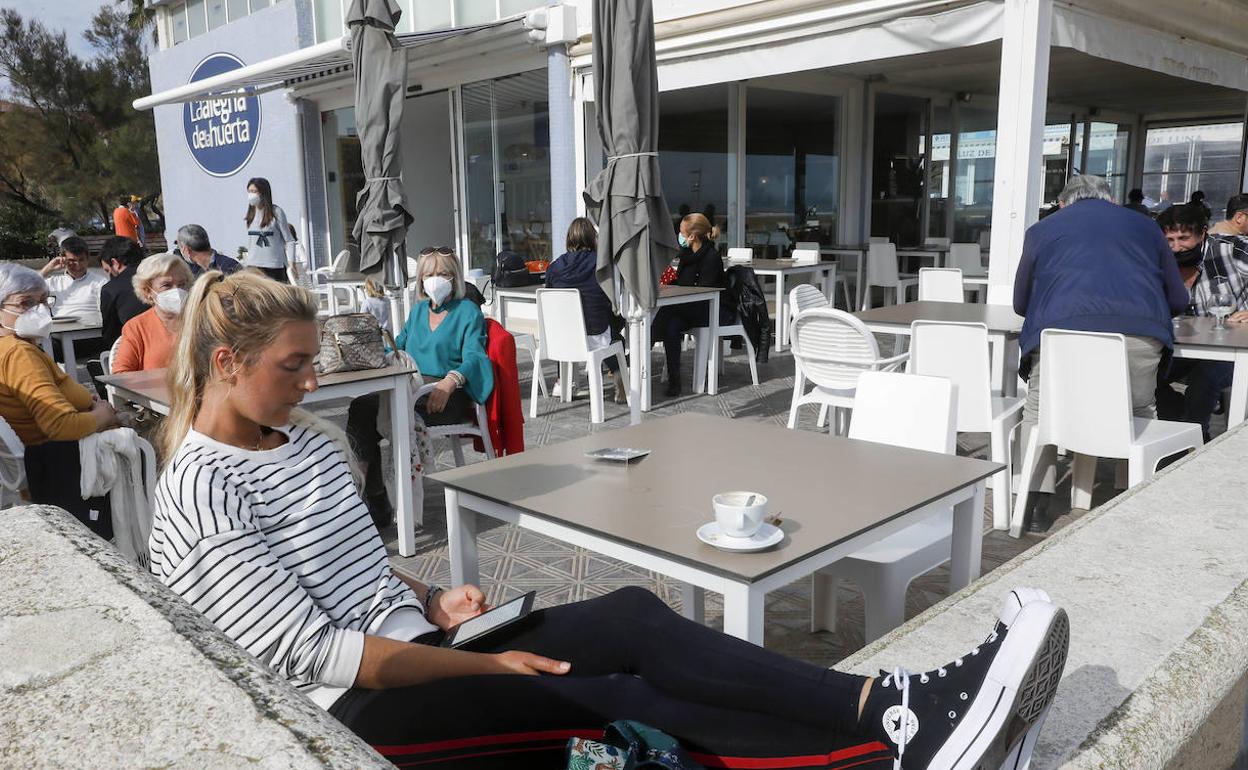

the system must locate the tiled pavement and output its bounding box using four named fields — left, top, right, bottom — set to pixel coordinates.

left=322, top=343, right=1168, bottom=669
